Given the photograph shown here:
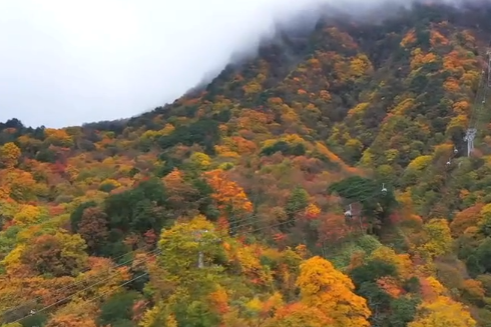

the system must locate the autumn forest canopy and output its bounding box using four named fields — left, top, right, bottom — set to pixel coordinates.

left=3, top=2, right=491, bottom=326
